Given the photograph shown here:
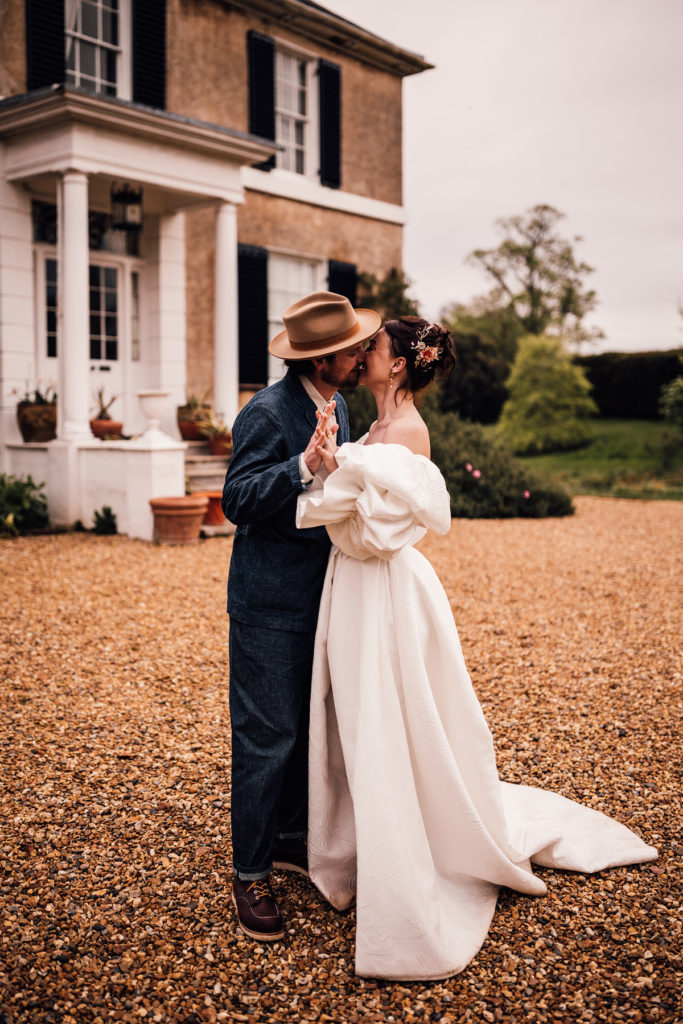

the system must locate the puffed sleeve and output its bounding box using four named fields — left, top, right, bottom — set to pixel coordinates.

left=296, top=442, right=451, bottom=560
